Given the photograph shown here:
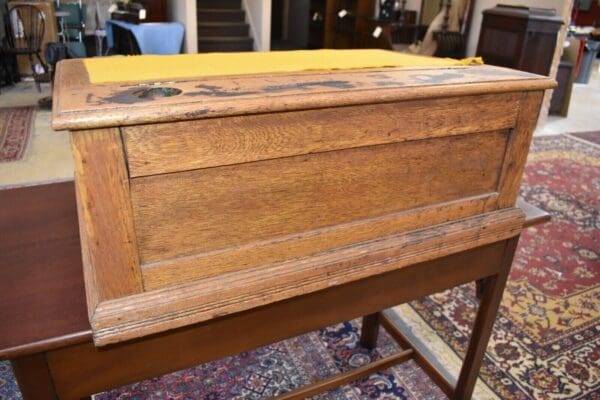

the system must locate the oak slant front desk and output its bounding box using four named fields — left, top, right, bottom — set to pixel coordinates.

left=48, top=50, right=553, bottom=398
